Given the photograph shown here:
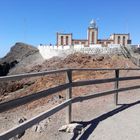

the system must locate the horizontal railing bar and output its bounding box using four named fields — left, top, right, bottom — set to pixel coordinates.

left=72, top=78, right=116, bottom=87
left=0, top=83, right=71, bottom=113
left=118, top=85, right=140, bottom=92
left=1, top=68, right=140, bottom=81
left=71, top=68, right=140, bottom=71
left=0, top=99, right=72, bottom=140
left=72, top=76, right=140, bottom=87
left=119, top=76, right=140, bottom=81
left=1, top=84, right=140, bottom=139
left=73, top=90, right=117, bottom=103
left=0, top=69, right=69, bottom=81
left=73, top=85, right=140, bottom=103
